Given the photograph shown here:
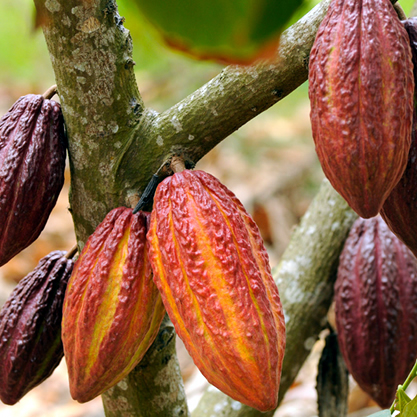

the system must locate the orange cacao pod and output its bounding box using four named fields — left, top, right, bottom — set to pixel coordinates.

left=62, top=207, right=165, bottom=403
left=147, top=170, right=286, bottom=412
left=308, top=0, right=414, bottom=218
left=334, top=216, right=417, bottom=408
